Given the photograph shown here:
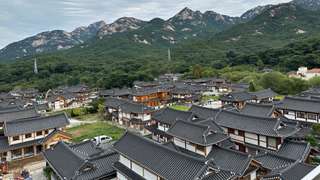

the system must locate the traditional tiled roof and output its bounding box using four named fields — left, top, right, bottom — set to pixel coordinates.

left=276, top=96, right=320, bottom=113
left=60, top=84, right=89, bottom=93
left=275, top=140, right=310, bottom=161
left=131, top=87, right=169, bottom=96
left=152, top=107, right=193, bottom=125
left=104, top=97, right=128, bottom=109
left=214, top=110, right=299, bottom=137
left=0, top=108, right=40, bottom=123
left=4, top=113, right=70, bottom=136
left=239, top=103, right=275, bottom=117
left=206, top=146, right=253, bottom=176
left=0, top=106, right=22, bottom=113
left=262, top=162, right=316, bottom=180
left=189, top=105, right=220, bottom=119
left=300, top=87, right=320, bottom=97
left=219, top=91, right=255, bottom=102
left=167, top=120, right=229, bottom=146
left=113, top=132, right=207, bottom=180
left=254, top=140, right=311, bottom=171
left=202, top=169, right=236, bottom=180
left=100, top=88, right=132, bottom=97
left=119, top=101, right=153, bottom=113
left=43, top=141, right=118, bottom=180
left=250, top=89, right=278, bottom=100
left=254, top=152, right=295, bottom=170
left=0, top=136, right=43, bottom=153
